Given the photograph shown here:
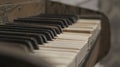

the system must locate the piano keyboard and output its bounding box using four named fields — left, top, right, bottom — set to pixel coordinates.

left=0, top=14, right=101, bottom=67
